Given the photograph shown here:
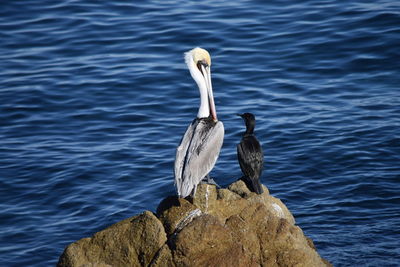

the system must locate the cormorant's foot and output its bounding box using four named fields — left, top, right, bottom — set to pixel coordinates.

left=200, top=174, right=220, bottom=188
